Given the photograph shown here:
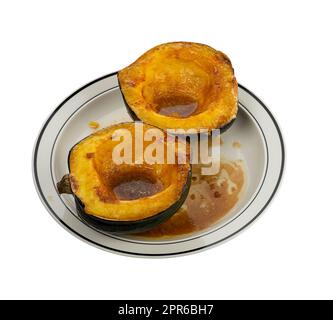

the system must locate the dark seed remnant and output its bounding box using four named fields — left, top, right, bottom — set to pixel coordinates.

left=214, top=191, right=222, bottom=198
